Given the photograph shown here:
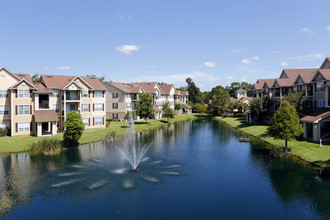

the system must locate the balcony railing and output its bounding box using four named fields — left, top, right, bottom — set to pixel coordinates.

left=66, top=95, right=80, bottom=100
left=39, top=103, right=49, bottom=109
